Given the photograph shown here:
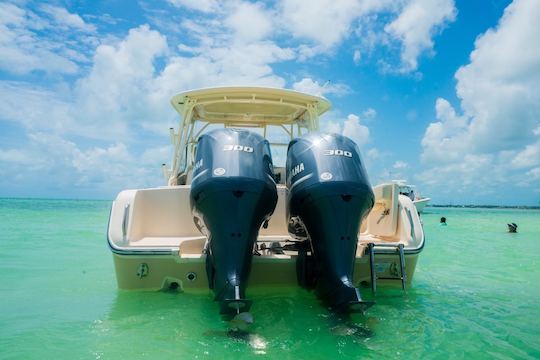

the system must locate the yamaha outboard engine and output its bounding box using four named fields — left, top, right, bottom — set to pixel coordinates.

left=190, top=128, right=278, bottom=314
left=286, top=133, right=374, bottom=312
